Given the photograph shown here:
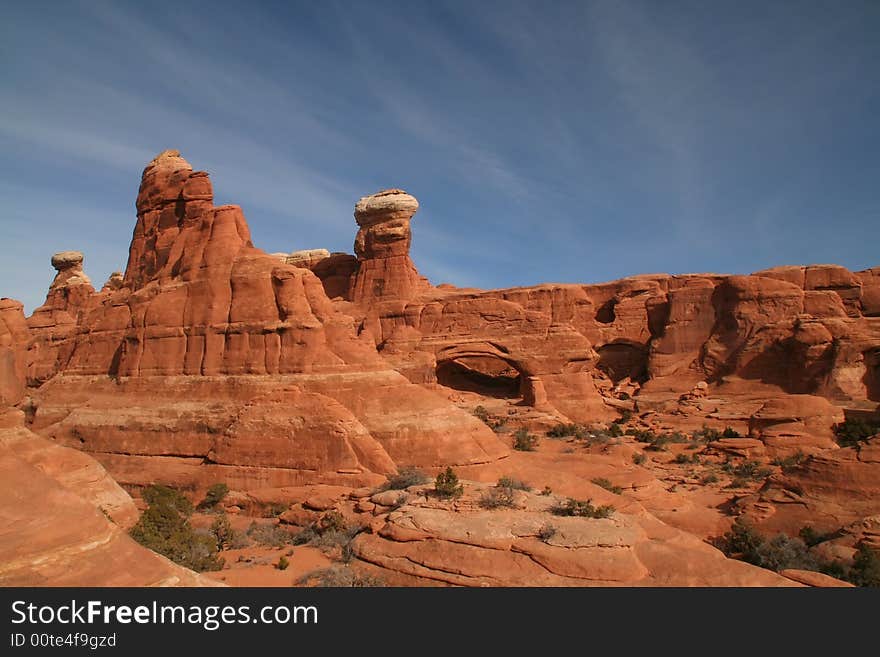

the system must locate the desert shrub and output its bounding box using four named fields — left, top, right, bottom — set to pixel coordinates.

left=298, top=566, right=384, bottom=587
left=130, top=488, right=223, bottom=572
left=547, top=423, right=584, bottom=439
left=634, top=429, right=657, bottom=443
left=199, top=483, right=229, bottom=509
left=314, top=511, right=346, bottom=534
left=591, top=477, right=623, bottom=494
left=479, top=486, right=516, bottom=509
left=723, top=427, right=741, bottom=438
left=276, top=555, right=290, bottom=571
left=290, top=513, right=361, bottom=561
left=497, top=476, right=530, bottom=491
left=141, top=484, right=193, bottom=515
left=473, top=405, right=490, bottom=423
left=480, top=476, right=530, bottom=508
left=726, top=477, right=750, bottom=488
left=263, top=503, right=288, bottom=518
left=753, top=534, right=818, bottom=572
left=210, top=514, right=235, bottom=550
left=434, top=467, right=464, bottom=499
left=473, top=405, right=507, bottom=431
left=675, top=452, right=701, bottom=465
left=773, top=451, right=808, bottom=472
left=722, top=460, right=772, bottom=480
left=385, top=465, right=429, bottom=490
left=290, top=526, right=319, bottom=546
left=540, top=486, right=552, bottom=496
left=799, top=526, right=834, bottom=547
left=636, top=430, right=689, bottom=451
left=632, top=453, right=646, bottom=465
left=551, top=498, right=615, bottom=519
left=537, top=524, right=557, bottom=542
left=617, top=409, right=633, bottom=424
left=701, top=473, right=719, bottom=484
left=693, top=426, right=722, bottom=442
left=608, top=423, right=623, bottom=438
left=513, top=428, right=539, bottom=451
left=833, top=418, right=880, bottom=448
left=715, top=517, right=817, bottom=571
left=850, top=544, right=880, bottom=587
left=247, top=522, right=293, bottom=548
